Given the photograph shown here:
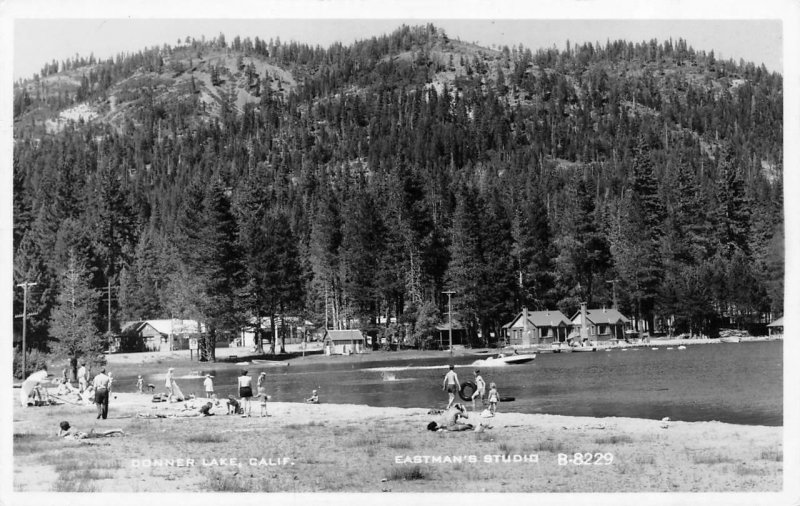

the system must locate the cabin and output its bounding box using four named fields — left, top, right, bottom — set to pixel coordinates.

left=118, top=320, right=203, bottom=353
left=436, top=320, right=467, bottom=349
left=503, top=309, right=572, bottom=347
left=767, top=317, right=783, bottom=336
left=570, top=306, right=631, bottom=342
left=323, top=330, right=367, bottom=355
left=237, top=316, right=309, bottom=349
